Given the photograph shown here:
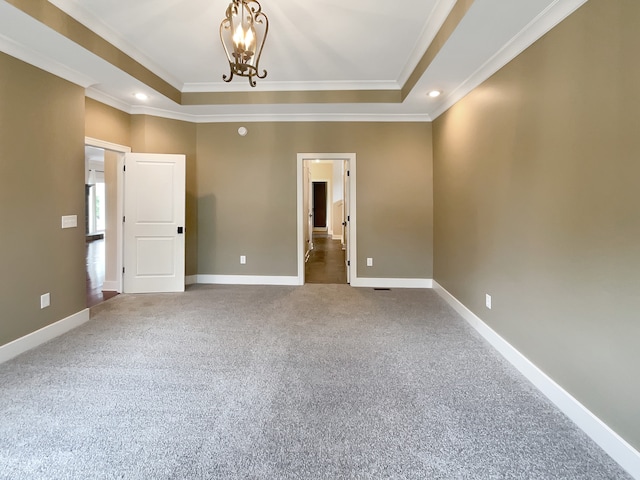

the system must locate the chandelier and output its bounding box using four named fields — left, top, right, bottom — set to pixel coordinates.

left=220, top=0, right=269, bottom=87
